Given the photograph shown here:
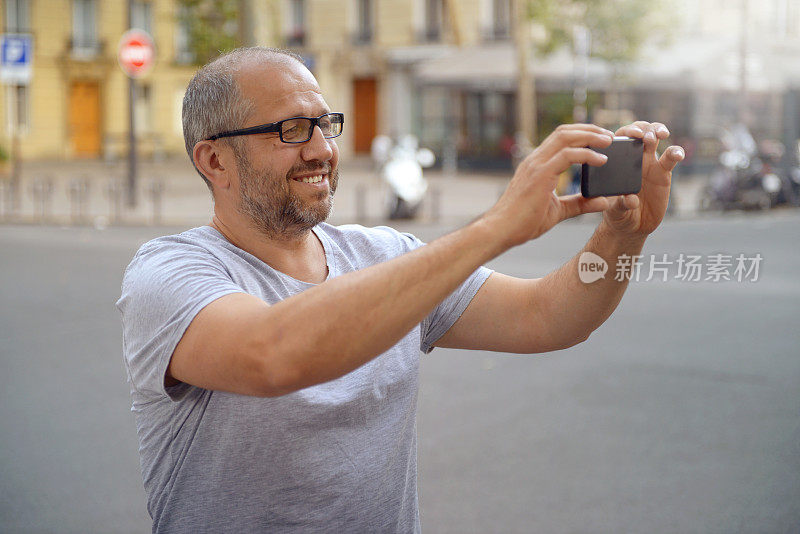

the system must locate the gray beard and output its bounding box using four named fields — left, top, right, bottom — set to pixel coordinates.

left=235, top=149, right=338, bottom=240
